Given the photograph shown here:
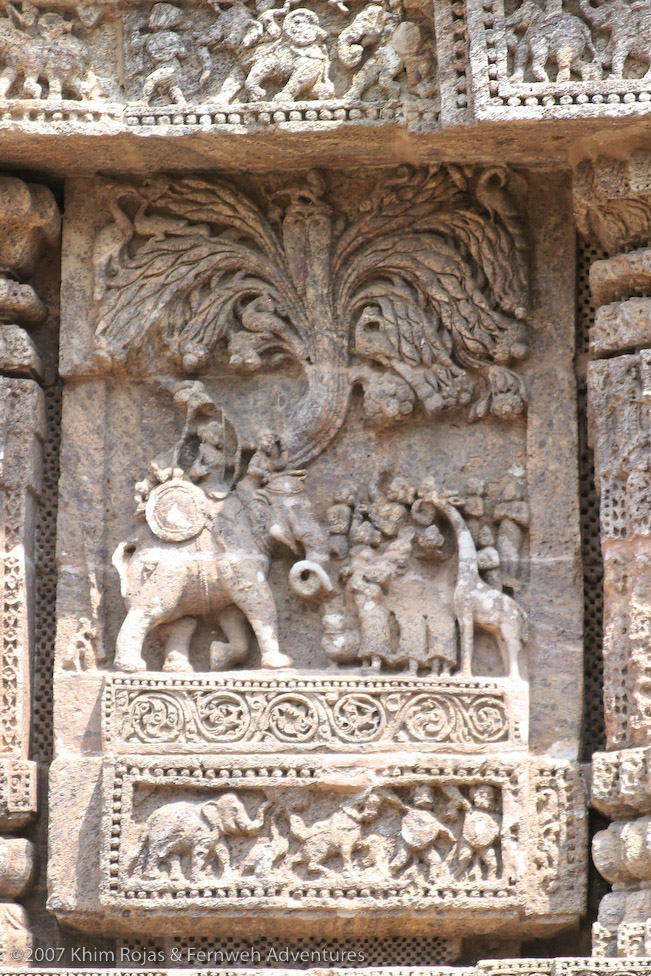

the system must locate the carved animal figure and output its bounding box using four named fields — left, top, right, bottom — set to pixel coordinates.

left=428, top=493, right=528, bottom=680
left=0, top=8, right=102, bottom=100
left=93, top=195, right=136, bottom=302
left=244, top=8, right=335, bottom=102
left=112, top=470, right=332, bottom=673
left=132, top=794, right=270, bottom=882
left=338, top=5, right=403, bottom=100
left=579, top=0, right=651, bottom=81
left=506, top=0, right=600, bottom=82
left=288, top=793, right=382, bottom=876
